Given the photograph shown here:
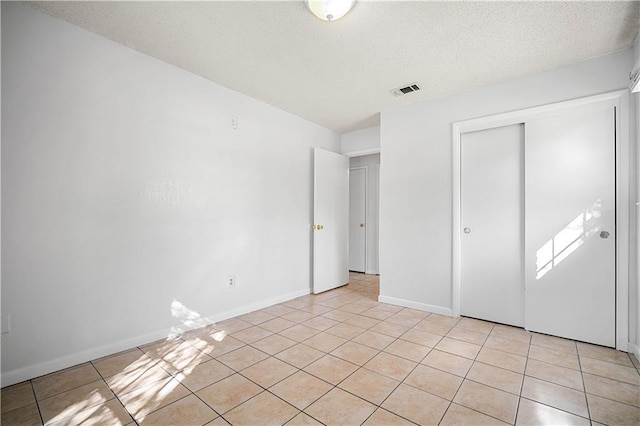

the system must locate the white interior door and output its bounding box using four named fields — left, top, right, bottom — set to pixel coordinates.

left=461, top=124, right=524, bottom=327
left=525, top=101, right=616, bottom=347
left=349, top=167, right=366, bottom=272
left=313, top=148, right=349, bottom=294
